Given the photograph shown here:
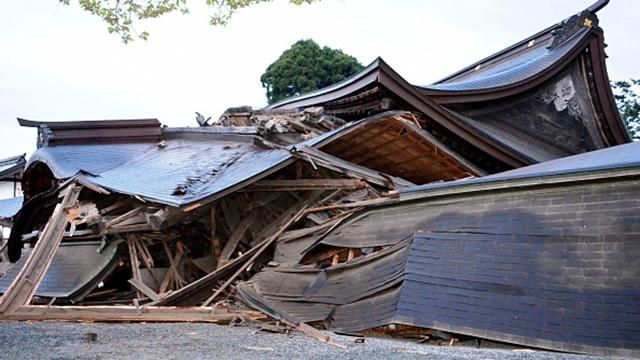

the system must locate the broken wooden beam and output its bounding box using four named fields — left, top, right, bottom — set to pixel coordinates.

left=128, top=279, right=161, bottom=302
left=0, top=305, right=267, bottom=323
left=243, top=179, right=366, bottom=192
left=218, top=211, right=257, bottom=266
